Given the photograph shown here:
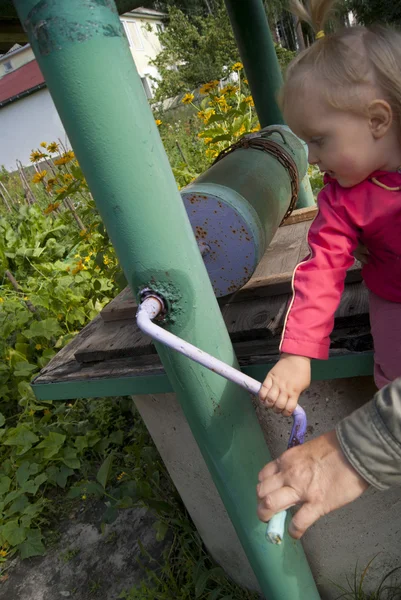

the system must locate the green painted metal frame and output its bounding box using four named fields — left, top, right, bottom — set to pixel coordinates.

left=224, top=0, right=314, bottom=209
left=32, top=353, right=374, bottom=401
left=13, top=0, right=320, bottom=596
